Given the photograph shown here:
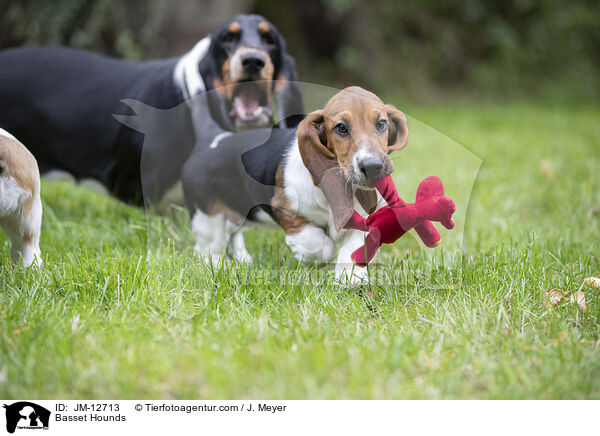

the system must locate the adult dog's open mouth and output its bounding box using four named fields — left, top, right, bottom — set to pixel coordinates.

left=228, top=81, right=273, bottom=129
